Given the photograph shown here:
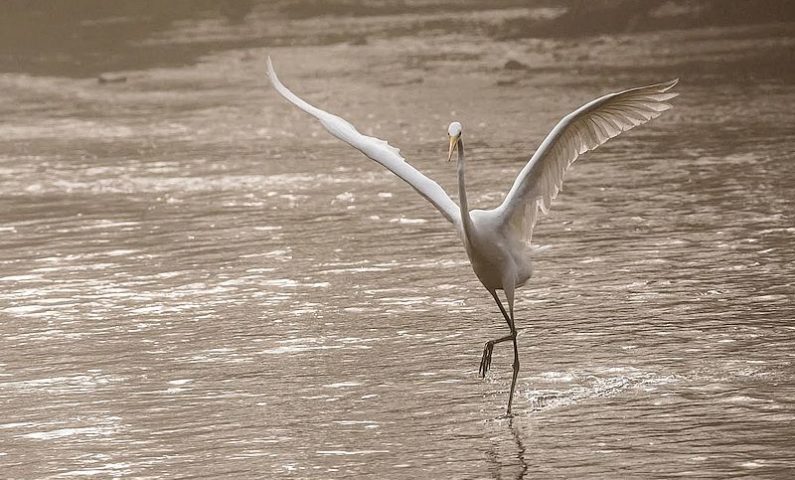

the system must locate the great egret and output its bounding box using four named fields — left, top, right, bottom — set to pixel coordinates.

left=266, top=57, right=678, bottom=414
